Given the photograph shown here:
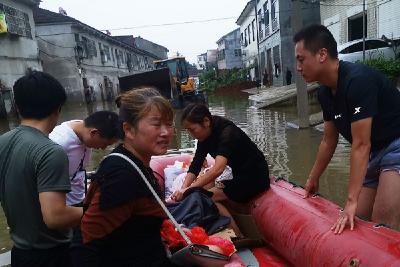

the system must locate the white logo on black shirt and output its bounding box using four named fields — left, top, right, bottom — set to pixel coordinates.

left=354, top=107, right=361, bottom=114
left=334, top=114, right=342, bottom=119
